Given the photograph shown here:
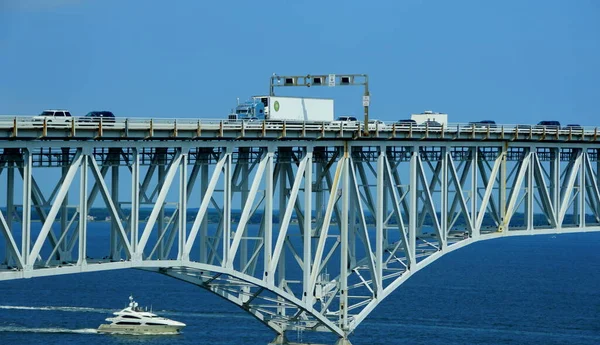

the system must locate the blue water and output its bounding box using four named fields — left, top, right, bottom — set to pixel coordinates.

left=1, top=232, right=599, bottom=345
